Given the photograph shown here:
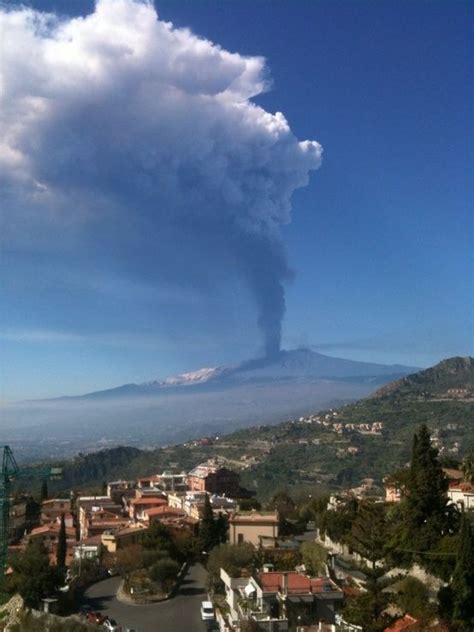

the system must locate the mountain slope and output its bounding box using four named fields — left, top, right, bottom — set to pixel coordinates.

left=372, top=356, right=474, bottom=399
left=60, top=348, right=418, bottom=399
left=21, top=356, right=473, bottom=498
